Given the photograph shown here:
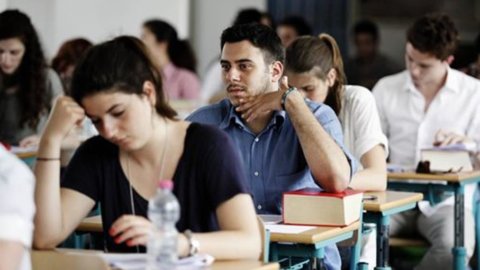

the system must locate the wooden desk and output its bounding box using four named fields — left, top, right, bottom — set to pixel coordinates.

left=363, top=191, right=423, bottom=269
left=32, top=250, right=279, bottom=270
left=387, top=171, right=480, bottom=270
left=268, top=221, right=361, bottom=269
